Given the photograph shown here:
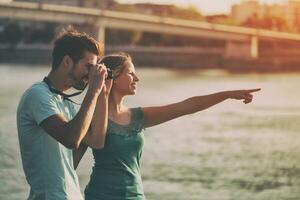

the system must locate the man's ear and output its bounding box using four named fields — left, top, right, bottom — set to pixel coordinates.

left=62, top=55, right=73, bottom=70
